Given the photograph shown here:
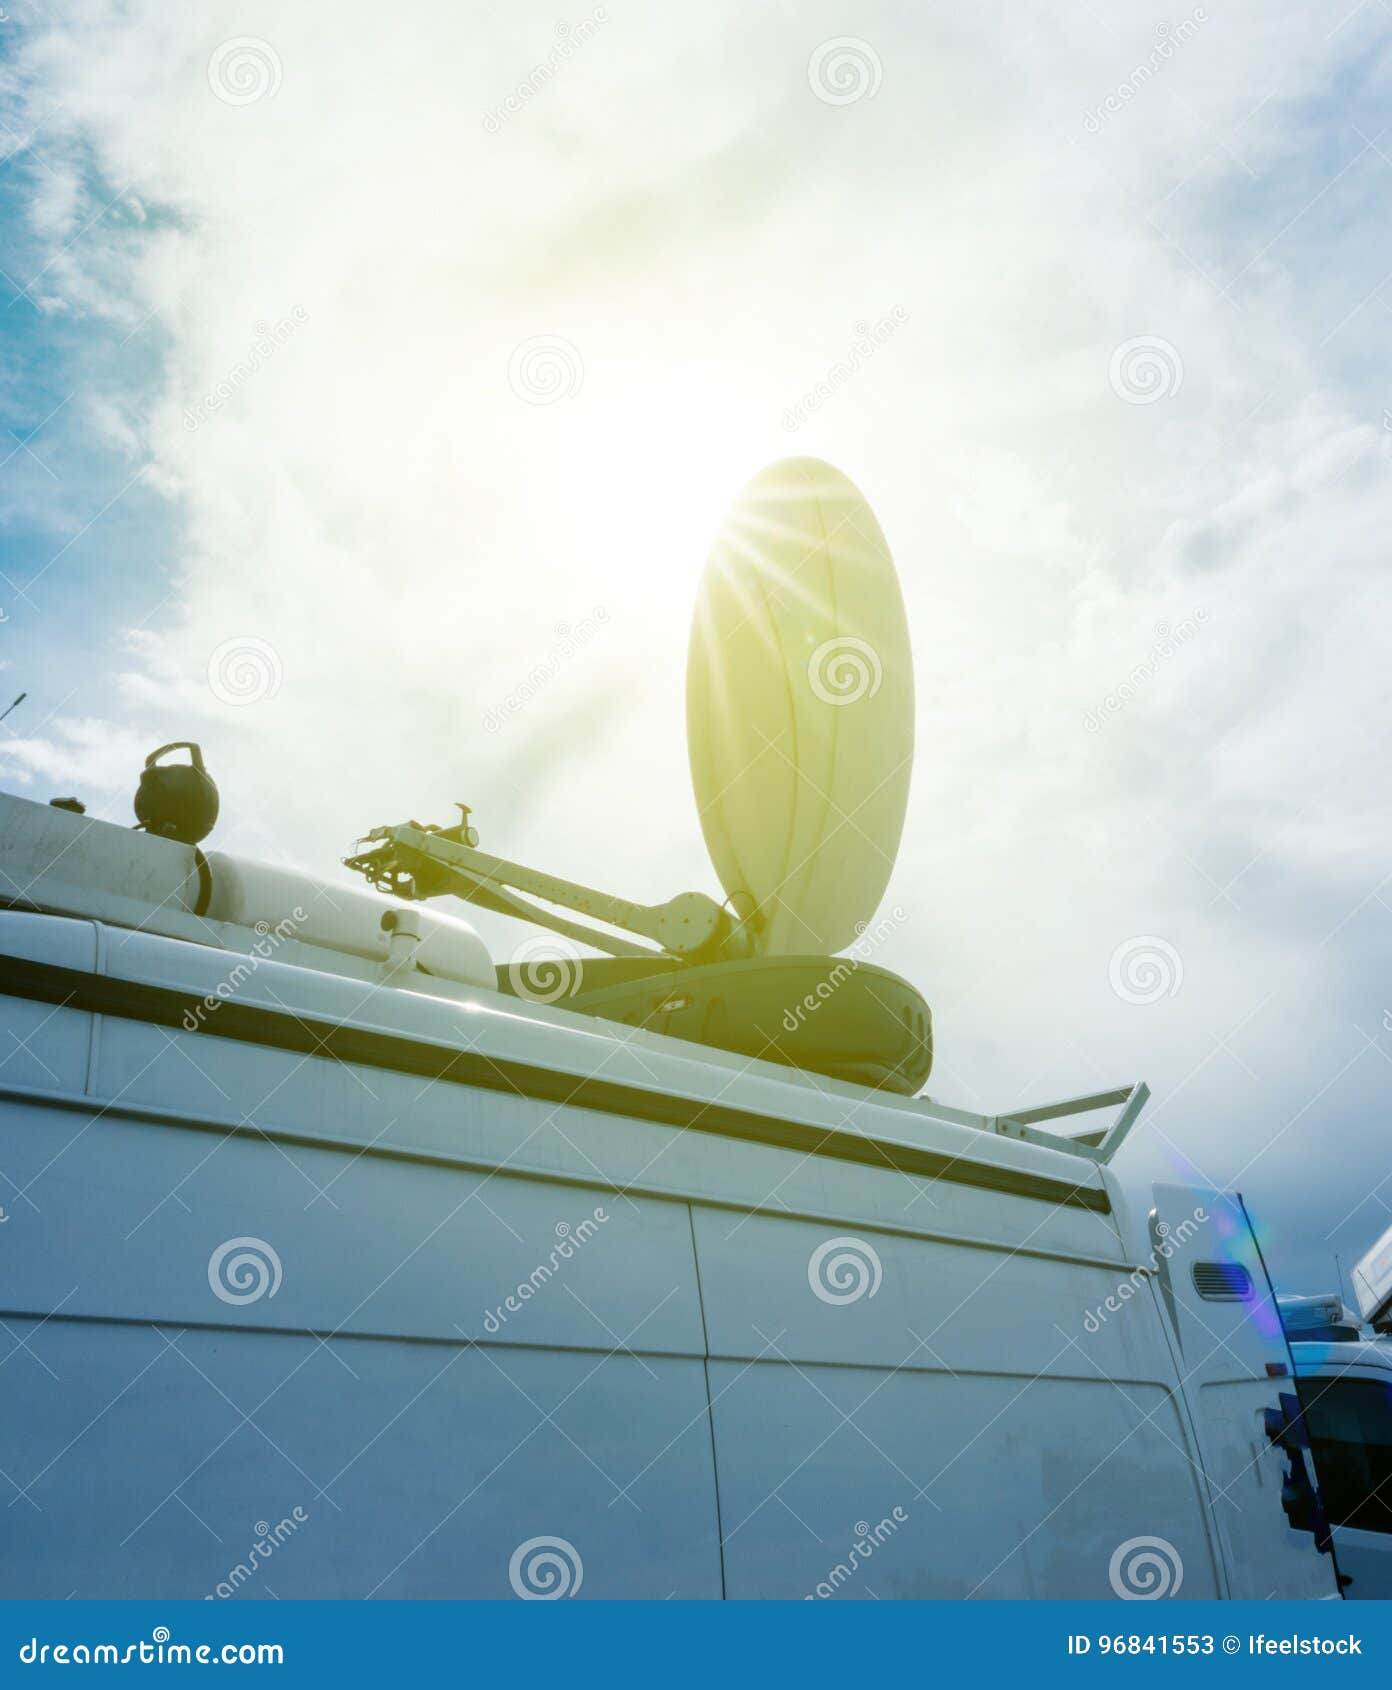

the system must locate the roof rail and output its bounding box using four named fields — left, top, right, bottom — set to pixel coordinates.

left=988, top=1083, right=1150, bottom=1165
left=907, top=1082, right=1149, bottom=1166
